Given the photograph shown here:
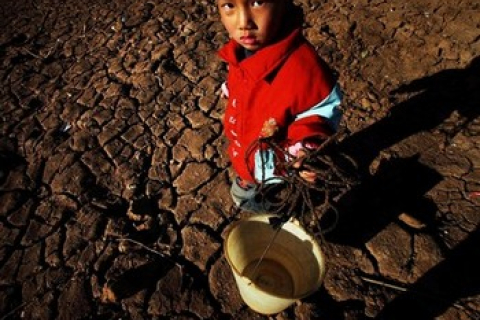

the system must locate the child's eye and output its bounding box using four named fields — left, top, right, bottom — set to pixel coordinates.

left=252, top=1, right=265, bottom=7
left=219, top=2, right=234, bottom=11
